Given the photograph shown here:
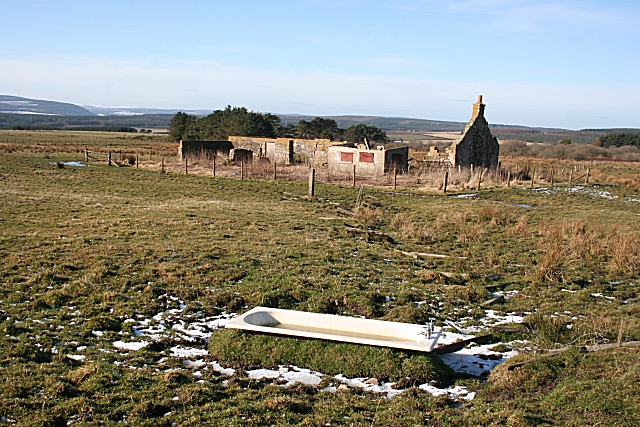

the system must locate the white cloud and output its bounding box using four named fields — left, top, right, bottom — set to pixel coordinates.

left=0, top=57, right=638, bottom=129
